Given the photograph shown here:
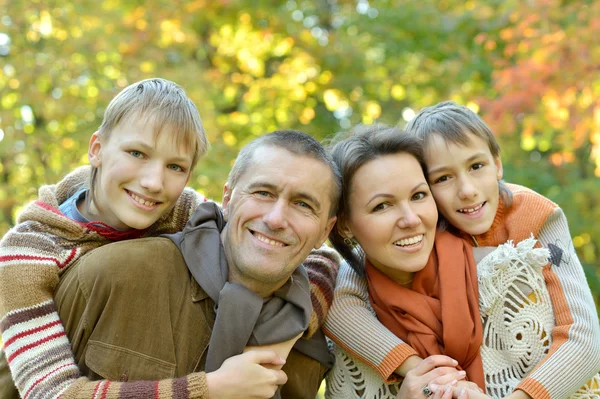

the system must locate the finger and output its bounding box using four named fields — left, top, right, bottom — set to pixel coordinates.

left=245, top=350, right=286, bottom=365
left=412, top=355, right=459, bottom=375
left=422, top=367, right=466, bottom=384
left=458, top=388, right=468, bottom=399
left=427, top=370, right=467, bottom=385
left=272, top=369, right=288, bottom=386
